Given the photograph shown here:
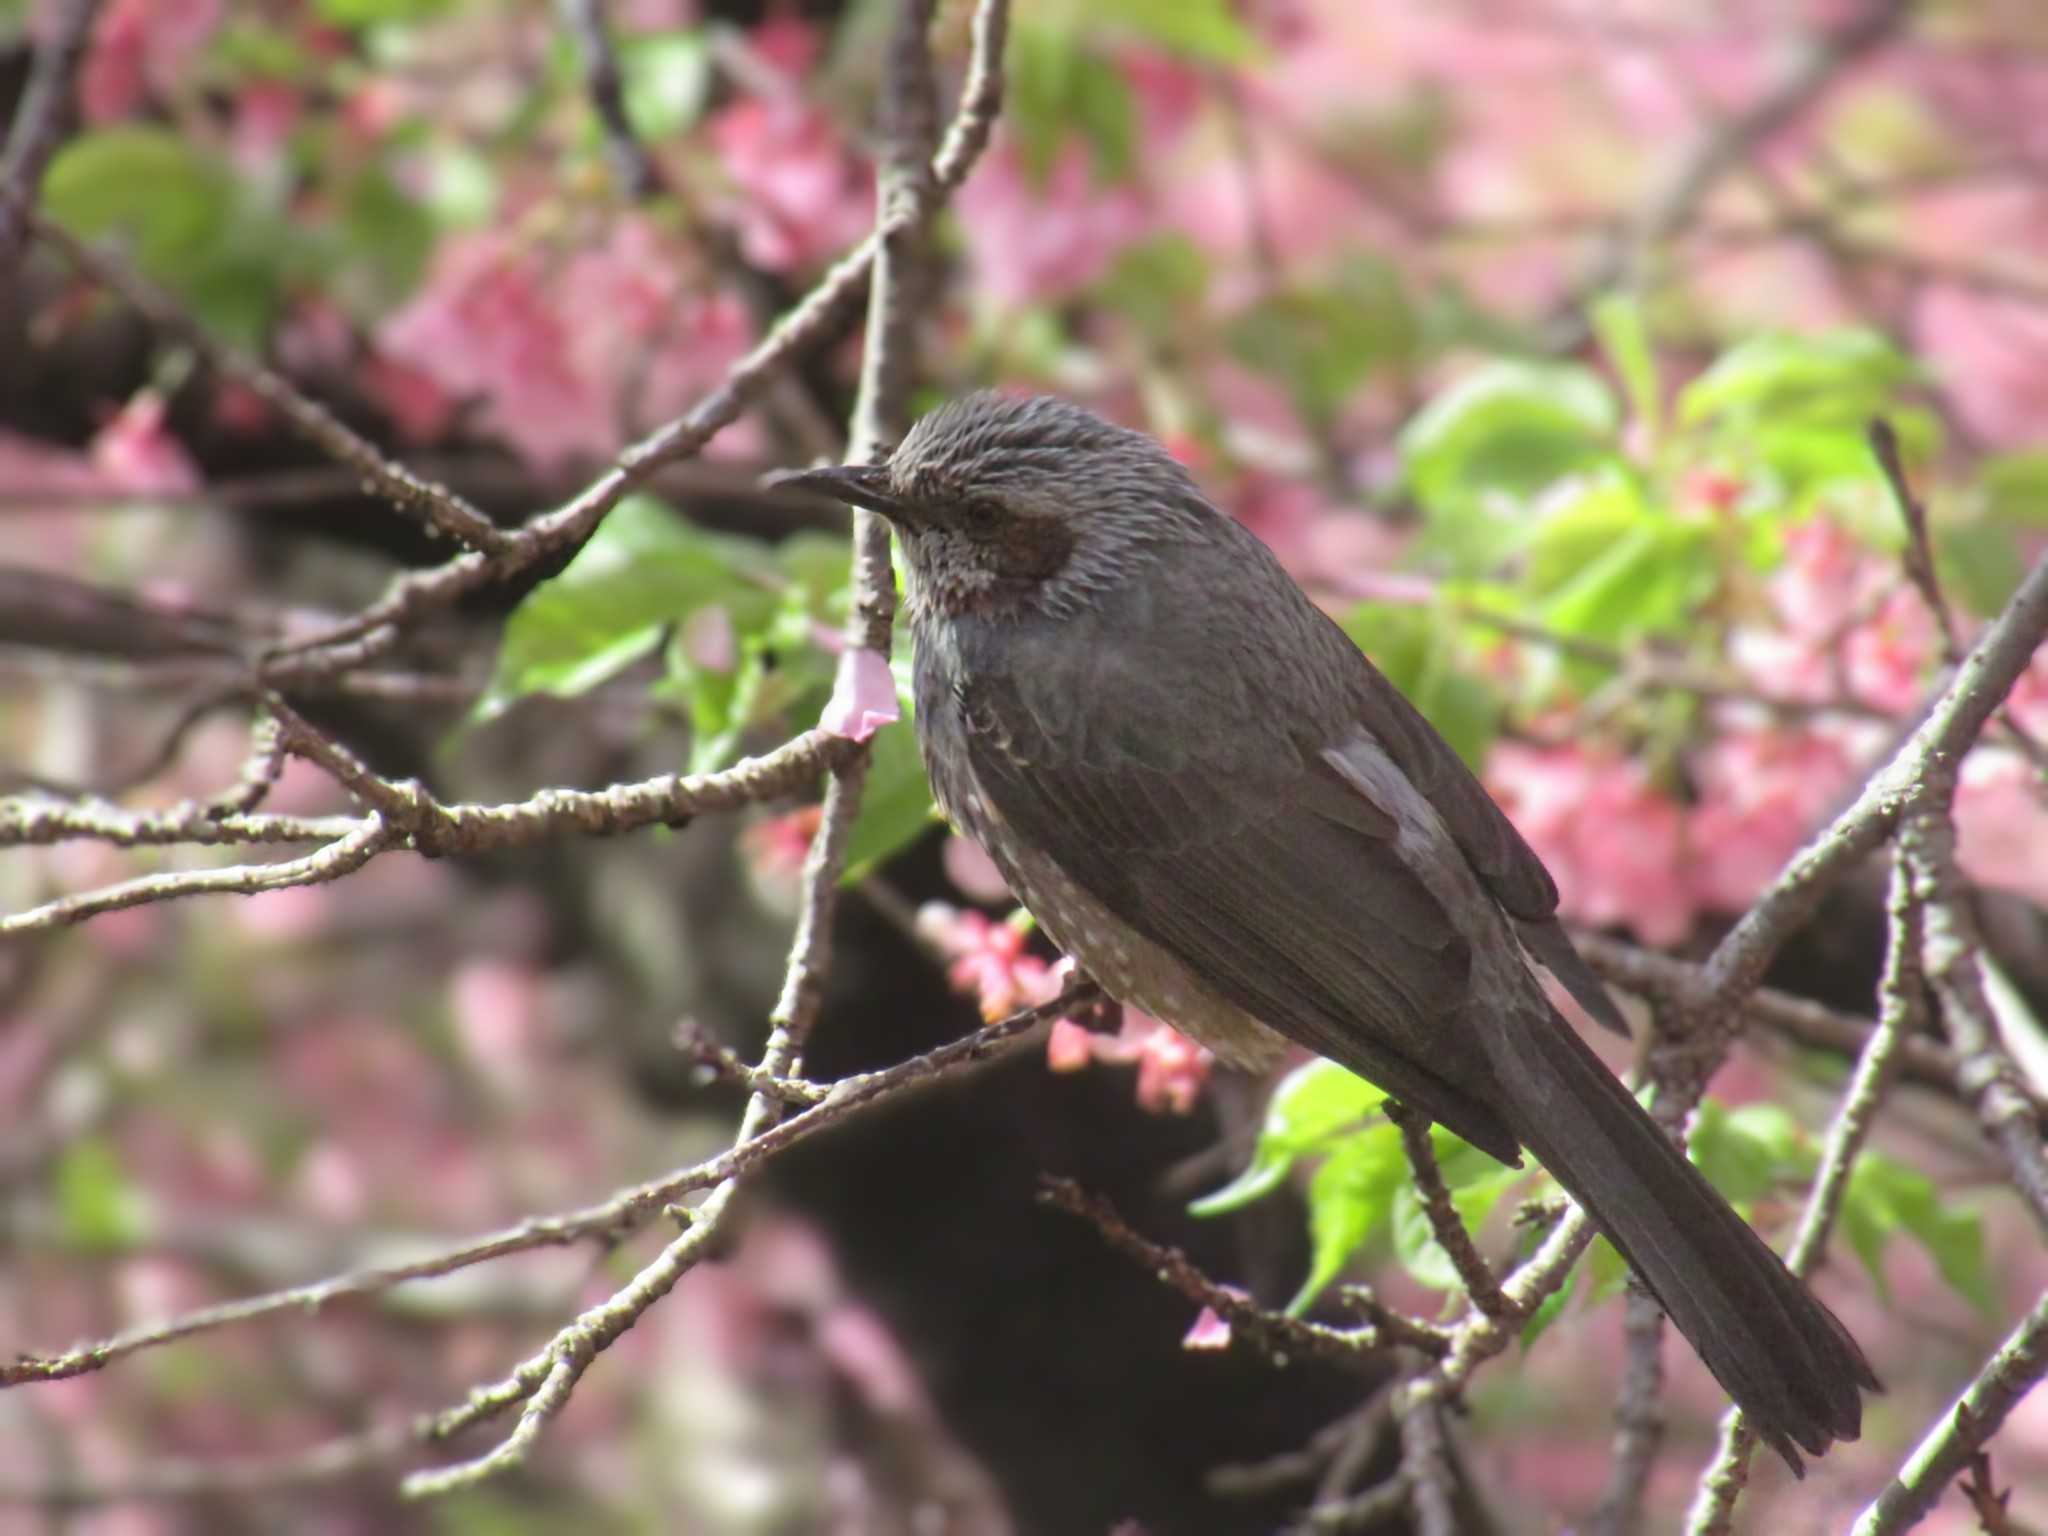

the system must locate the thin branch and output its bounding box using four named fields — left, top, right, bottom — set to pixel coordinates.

left=257, top=0, right=1009, bottom=684
left=1871, top=416, right=2048, bottom=772
left=0, top=986, right=1082, bottom=1394
left=1386, top=1100, right=1508, bottom=1317
left=1852, top=1291, right=2048, bottom=1535
left=1038, top=1177, right=1436, bottom=1365
left=0, top=0, right=106, bottom=283
left=1685, top=858, right=1929, bottom=1534
left=0, top=820, right=395, bottom=935
left=26, top=214, right=509, bottom=555
left=1551, top=0, right=1917, bottom=344
left=391, top=5, right=947, bottom=1493
left=1905, top=809, right=2048, bottom=1233
left=1589, top=1291, right=1667, bottom=1536
left=1703, top=548, right=2048, bottom=1011
left=1395, top=1387, right=1459, bottom=1536
left=1569, top=930, right=2028, bottom=1114
left=558, top=0, right=665, bottom=200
